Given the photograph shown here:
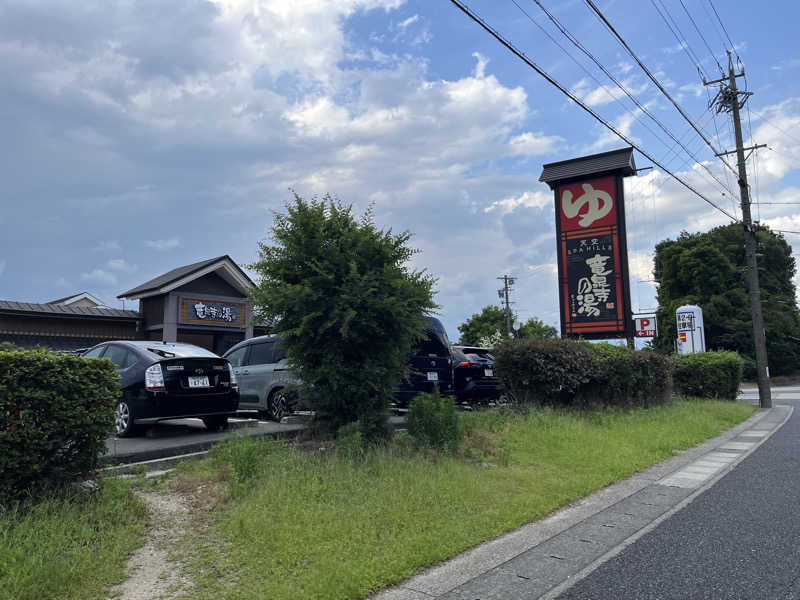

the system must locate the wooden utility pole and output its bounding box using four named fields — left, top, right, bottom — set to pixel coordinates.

left=706, top=51, right=771, bottom=408
left=497, top=275, right=515, bottom=337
